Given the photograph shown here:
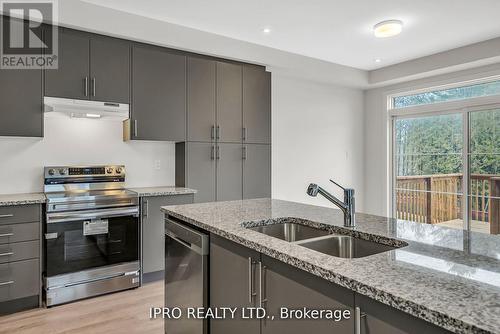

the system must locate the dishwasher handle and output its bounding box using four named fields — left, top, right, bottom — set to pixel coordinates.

left=165, top=218, right=209, bottom=256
